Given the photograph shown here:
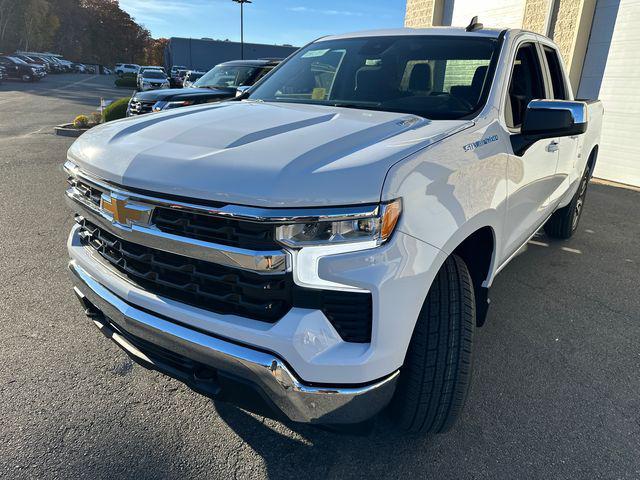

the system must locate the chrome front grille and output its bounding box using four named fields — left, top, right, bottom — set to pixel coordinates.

left=128, top=99, right=155, bottom=115
left=65, top=164, right=374, bottom=342
left=67, top=175, right=281, bottom=251
left=78, top=218, right=291, bottom=322
left=152, top=207, right=279, bottom=251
